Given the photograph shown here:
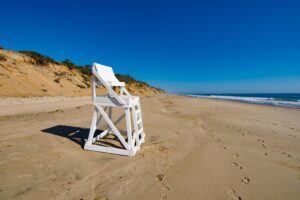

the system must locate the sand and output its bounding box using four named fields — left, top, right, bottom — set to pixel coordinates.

left=0, top=49, right=162, bottom=97
left=0, top=95, right=299, bottom=200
